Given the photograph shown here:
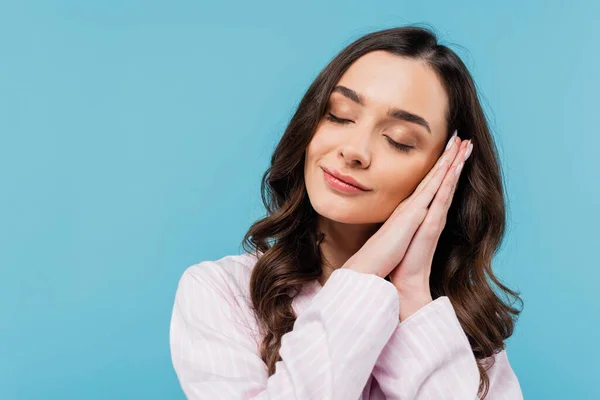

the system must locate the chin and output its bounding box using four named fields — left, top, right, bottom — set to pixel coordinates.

left=309, top=193, right=385, bottom=225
